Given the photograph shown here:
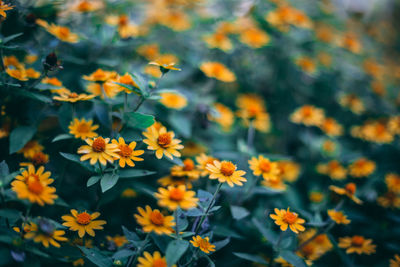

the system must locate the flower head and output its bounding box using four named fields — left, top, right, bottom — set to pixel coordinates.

left=62, top=210, right=106, bottom=238
left=11, top=165, right=57, bottom=206
left=190, top=236, right=216, bottom=254
left=111, top=137, right=144, bottom=168
left=0, top=1, right=13, bottom=18
left=348, top=158, right=376, bottom=178
left=209, top=103, right=235, bottom=132
left=155, top=185, right=198, bottom=211
left=270, top=208, right=305, bottom=234
left=69, top=118, right=99, bottom=140
left=327, top=210, right=350, bottom=224
left=195, top=154, right=218, bottom=176
left=137, top=251, right=175, bottom=267
left=338, top=236, right=376, bottom=255
left=317, top=160, right=347, bottom=180
left=18, top=140, right=43, bottom=158
left=170, top=158, right=201, bottom=180
left=206, top=160, right=247, bottom=187
left=149, top=59, right=181, bottom=73
left=290, top=105, right=325, bottom=126
left=248, top=156, right=280, bottom=181
left=36, top=19, right=79, bottom=43
left=134, top=205, right=175, bottom=235
left=53, top=89, right=95, bottom=103
left=24, top=220, right=67, bottom=248
left=329, top=183, right=363, bottom=204
left=142, top=123, right=184, bottom=160
left=200, top=62, right=236, bottom=82
left=385, top=173, right=400, bottom=193
left=78, top=137, right=120, bottom=165
left=159, top=92, right=187, bottom=109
